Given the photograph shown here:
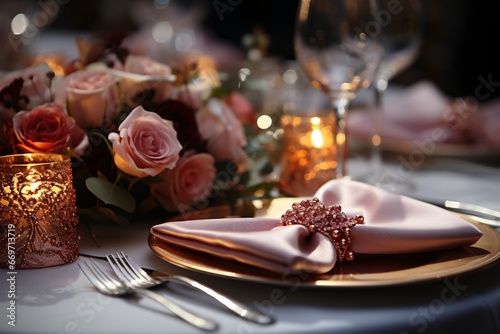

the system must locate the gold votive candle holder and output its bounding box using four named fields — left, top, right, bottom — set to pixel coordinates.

left=0, top=154, right=79, bottom=269
left=279, top=114, right=337, bottom=196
